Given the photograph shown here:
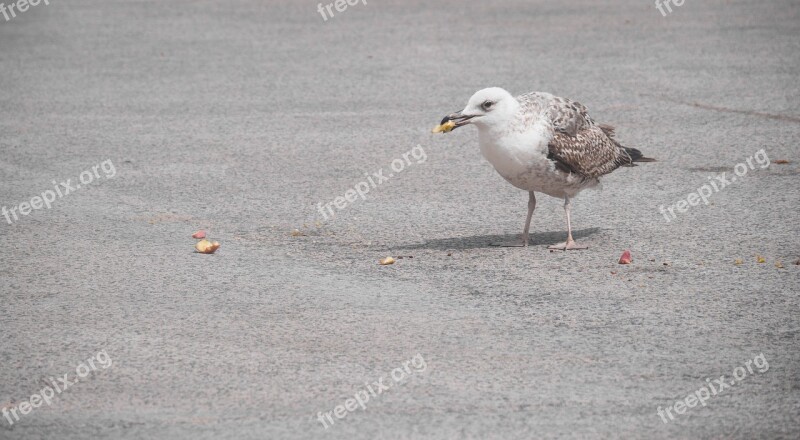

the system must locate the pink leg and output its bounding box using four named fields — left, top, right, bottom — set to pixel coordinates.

left=548, top=196, right=588, bottom=250
left=491, top=192, right=536, bottom=247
